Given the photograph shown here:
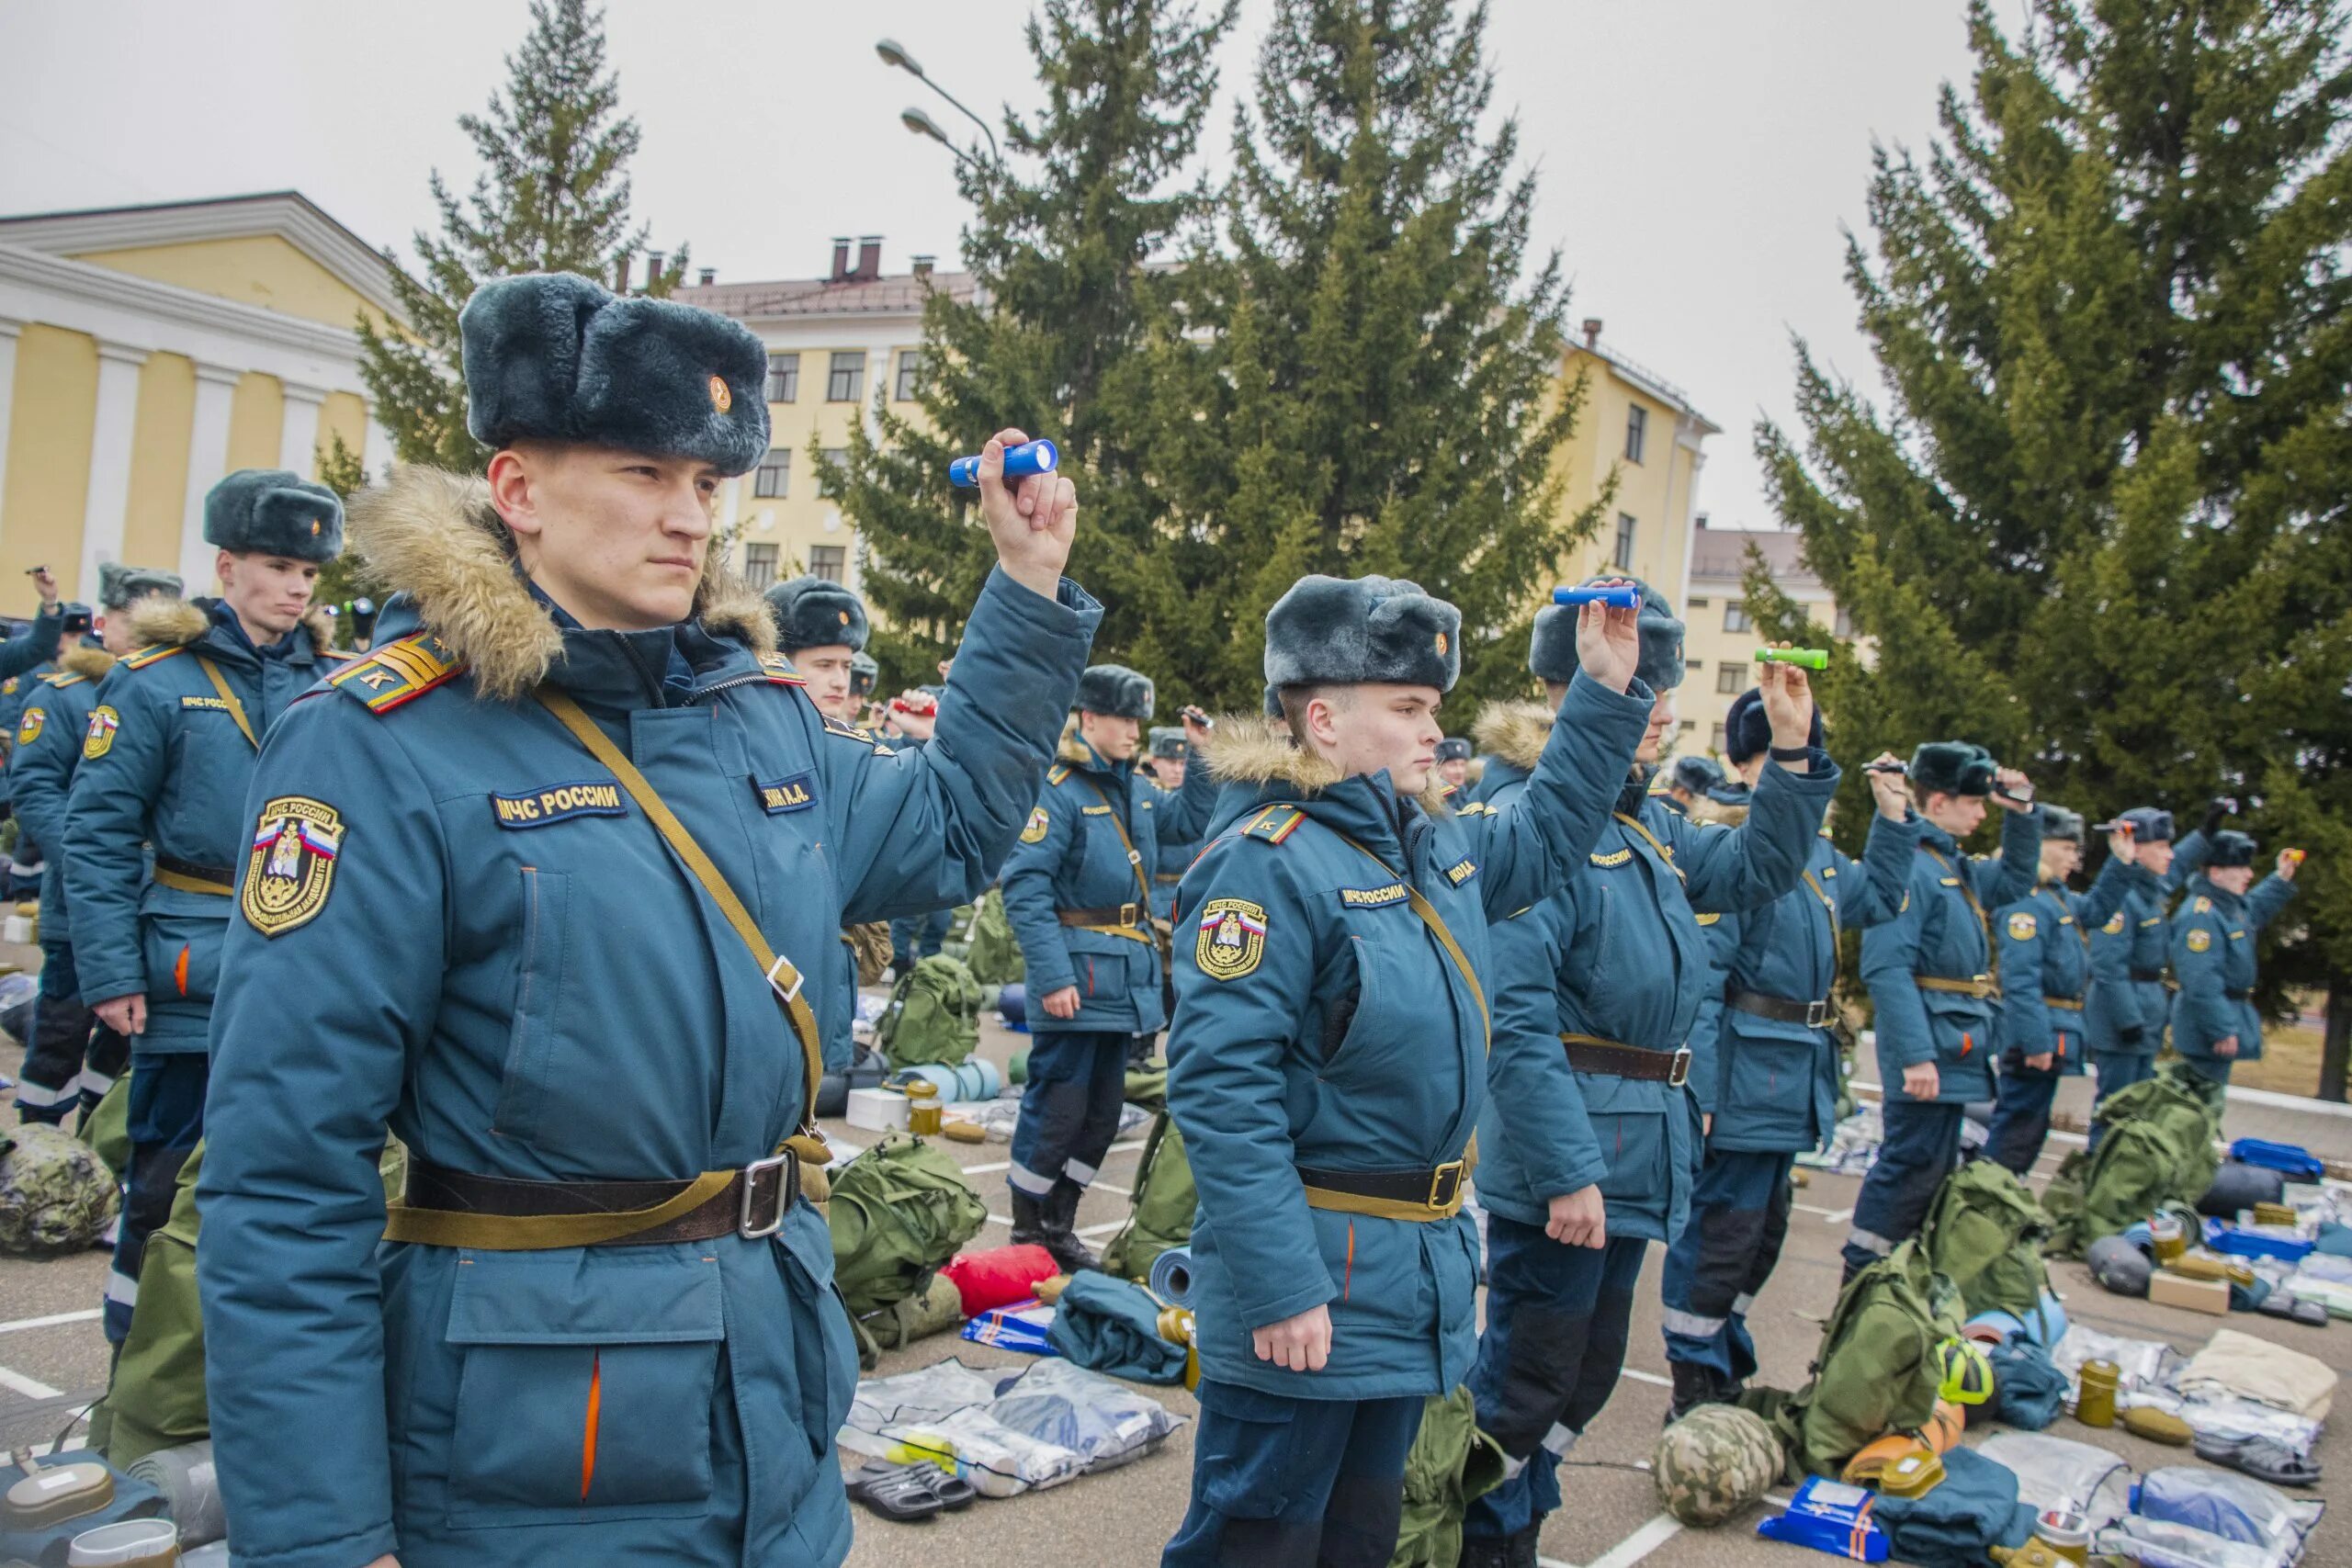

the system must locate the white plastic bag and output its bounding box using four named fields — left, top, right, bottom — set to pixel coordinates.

left=983, top=1358, right=1183, bottom=1474
left=845, top=1356, right=1001, bottom=1435
left=2140, top=1467, right=2323, bottom=1565
left=2097, top=1517, right=2283, bottom=1568
left=2051, top=1322, right=2177, bottom=1394
left=1974, top=1432, right=2133, bottom=1529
